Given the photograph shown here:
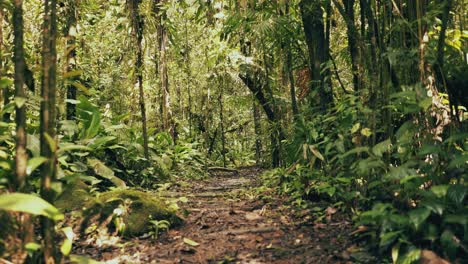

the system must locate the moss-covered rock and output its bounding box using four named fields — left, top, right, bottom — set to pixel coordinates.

left=82, top=189, right=182, bottom=237
left=55, top=179, right=93, bottom=212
